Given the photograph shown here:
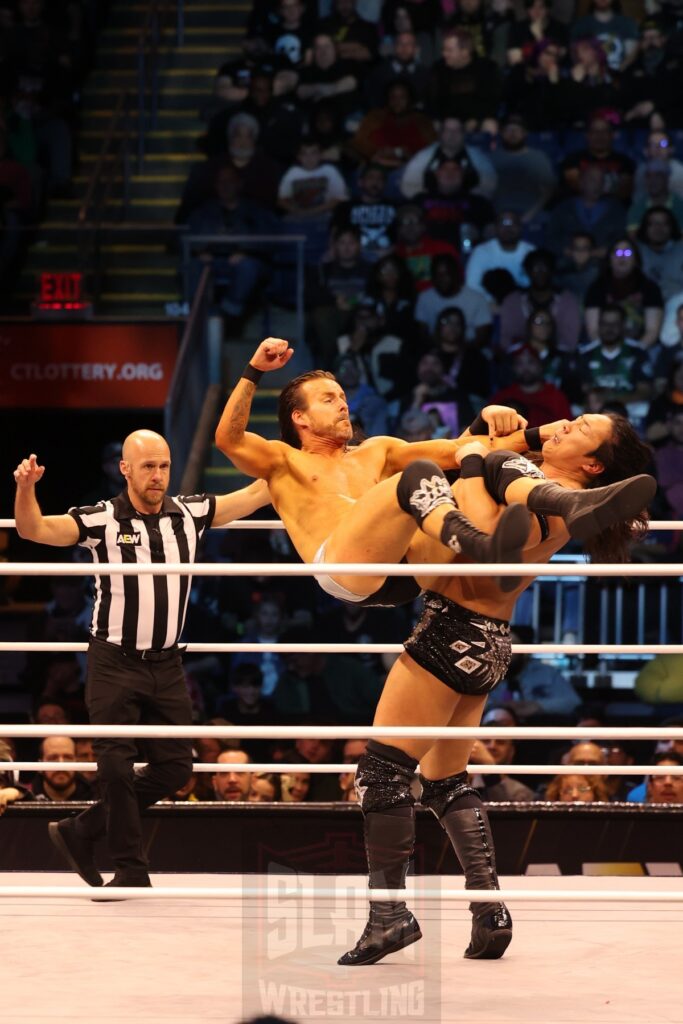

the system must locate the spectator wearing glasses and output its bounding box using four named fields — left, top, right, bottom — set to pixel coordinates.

left=545, top=773, right=610, bottom=802
left=584, top=238, right=663, bottom=348
left=633, top=131, right=683, bottom=200
left=626, top=161, right=683, bottom=235
left=499, top=248, right=582, bottom=353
